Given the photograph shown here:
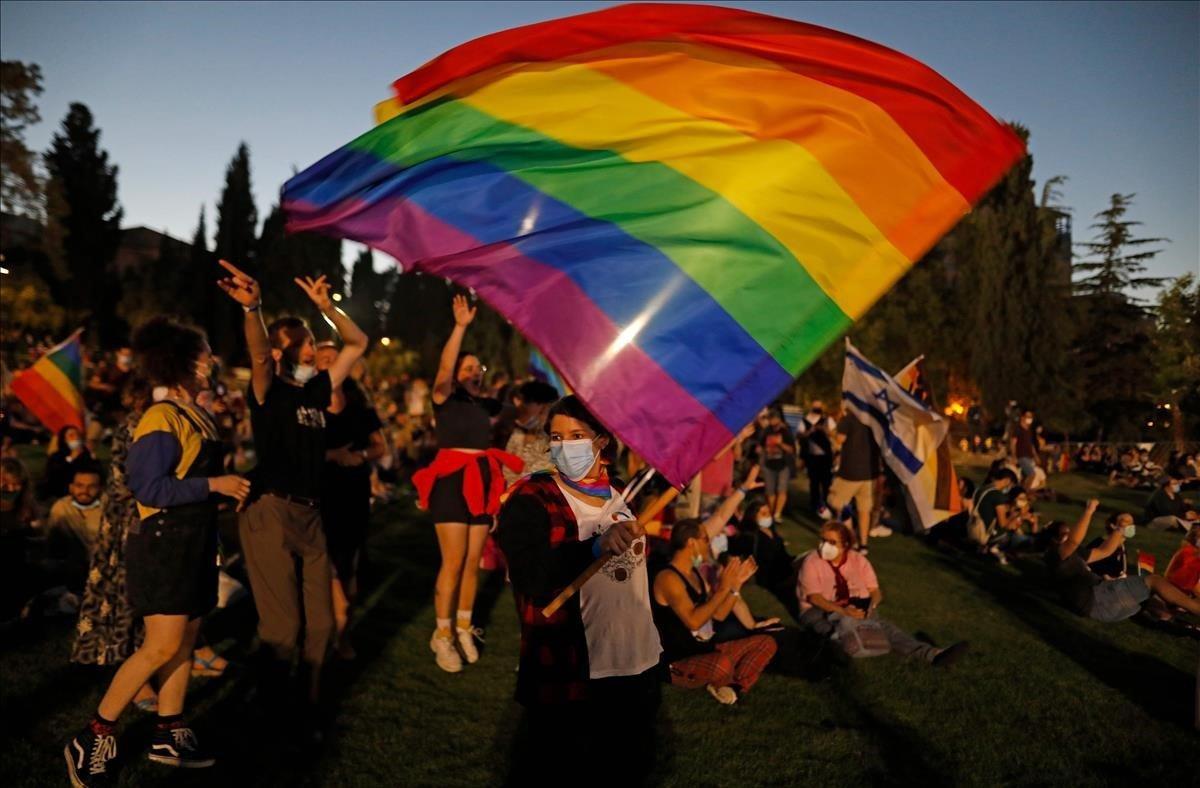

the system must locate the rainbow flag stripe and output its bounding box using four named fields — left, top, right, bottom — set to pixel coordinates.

left=283, top=3, right=1023, bottom=485
left=11, top=331, right=86, bottom=433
